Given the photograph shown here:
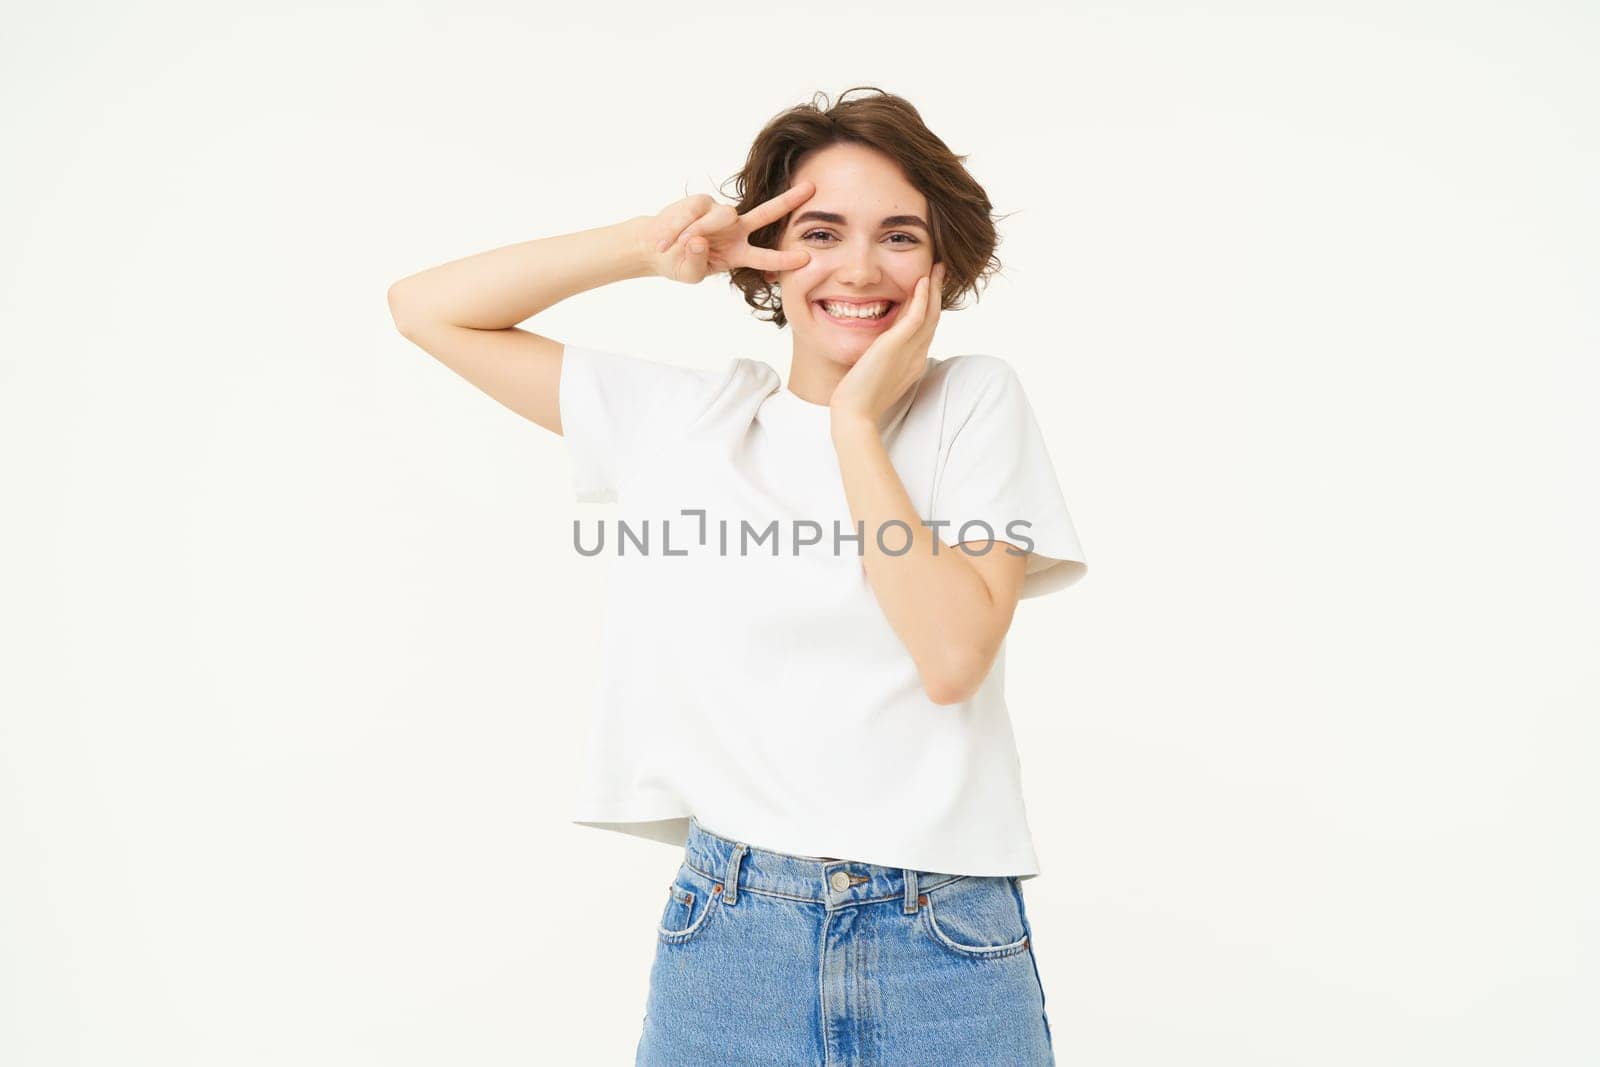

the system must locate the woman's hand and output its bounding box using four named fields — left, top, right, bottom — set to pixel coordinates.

left=829, top=262, right=948, bottom=431
left=643, top=181, right=816, bottom=284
